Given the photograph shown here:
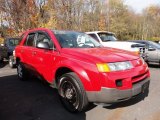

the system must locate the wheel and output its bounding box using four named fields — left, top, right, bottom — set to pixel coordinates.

left=9, top=57, right=15, bottom=68
left=58, top=72, right=89, bottom=112
left=17, top=61, right=28, bottom=81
